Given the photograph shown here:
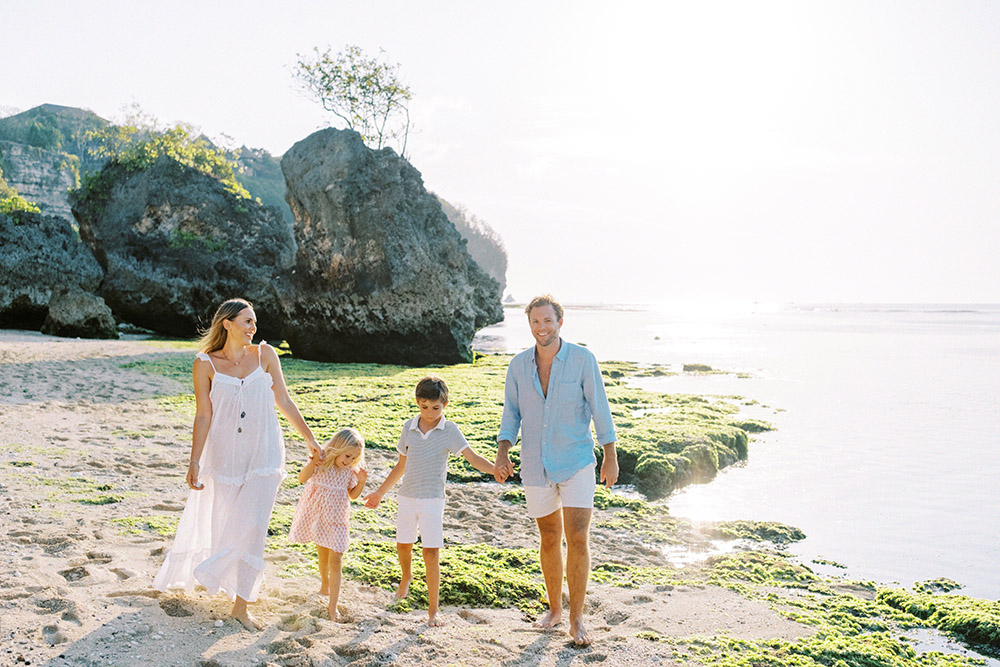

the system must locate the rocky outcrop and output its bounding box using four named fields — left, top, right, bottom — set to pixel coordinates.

left=437, top=197, right=508, bottom=293
left=41, top=287, right=117, bottom=339
left=0, top=210, right=104, bottom=329
left=70, top=157, right=296, bottom=339
left=0, top=140, right=78, bottom=220
left=278, top=128, right=503, bottom=365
